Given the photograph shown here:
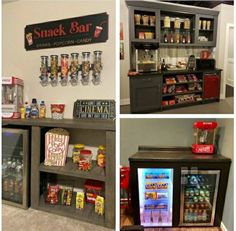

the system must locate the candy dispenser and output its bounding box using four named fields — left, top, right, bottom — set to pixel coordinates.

left=60, top=54, right=69, bottom=86
left=2, top=77, right=24, bottom=119
left=192, top=122, right=218, bottom=154
left=81, top=52, right=91, bottom=85
left=92, top=50, right=102, bottom=85
left=70, top=53, right=79, bottom=86
left=39, top=56, right=49, bottom=86
left=50, top=55, right=58, bottom=86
